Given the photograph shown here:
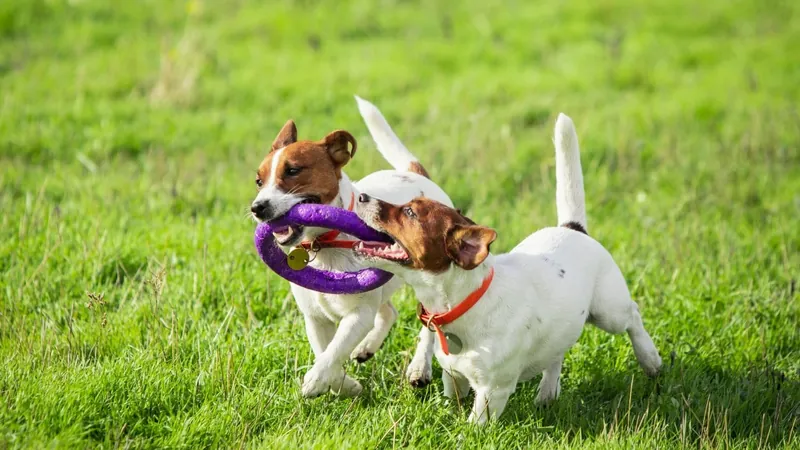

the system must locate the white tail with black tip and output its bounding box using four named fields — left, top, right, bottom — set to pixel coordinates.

left=355, top=96, right=429, bottom=178
left=554, top=113, right=588, bottom=234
